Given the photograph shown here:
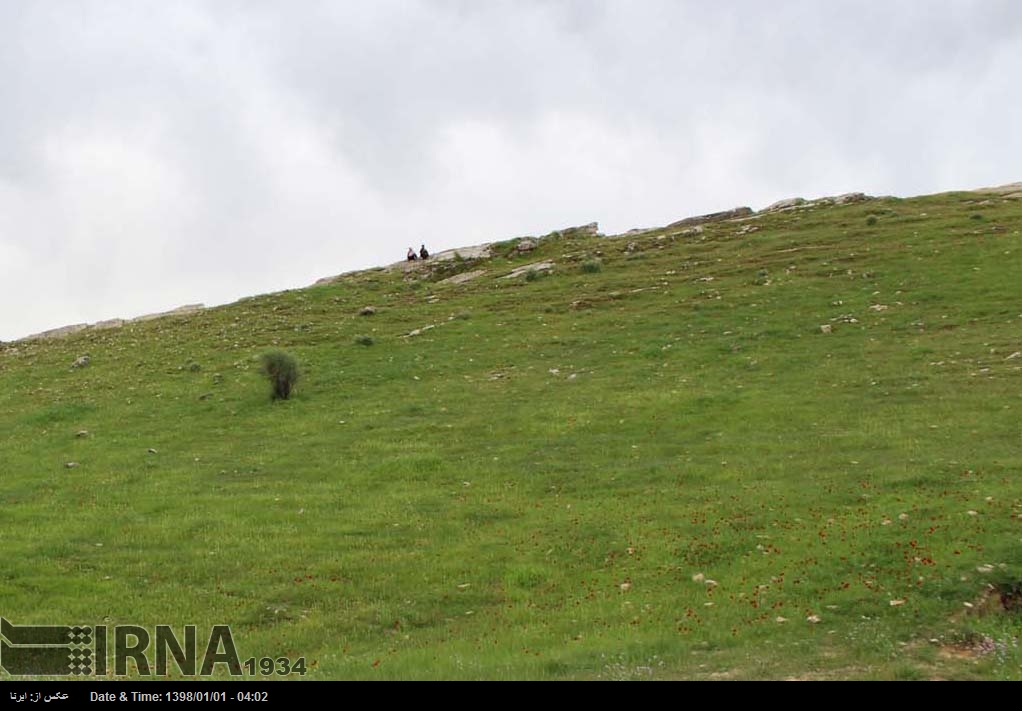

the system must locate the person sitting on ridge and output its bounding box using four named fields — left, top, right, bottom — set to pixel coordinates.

left=407, top=247, right=418, bottom=262
left=419, top=244, right=430, bottom=260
